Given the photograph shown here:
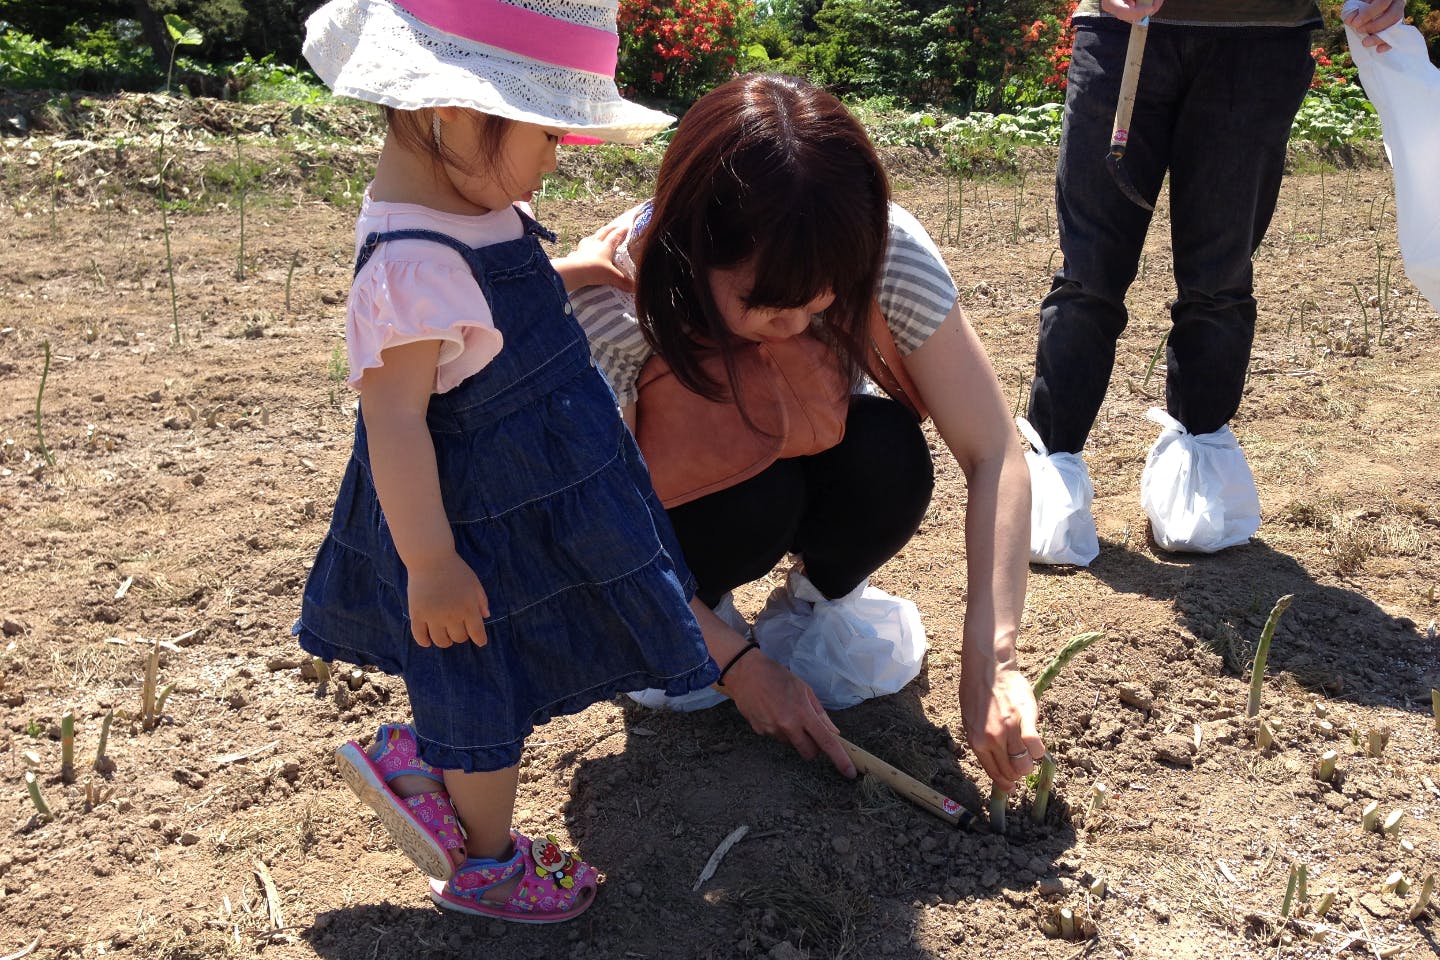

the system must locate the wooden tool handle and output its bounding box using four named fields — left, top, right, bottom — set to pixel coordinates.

left=839, top=737, right=975, bottom=829
left=1110, top=20, right=1150, bottom=152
